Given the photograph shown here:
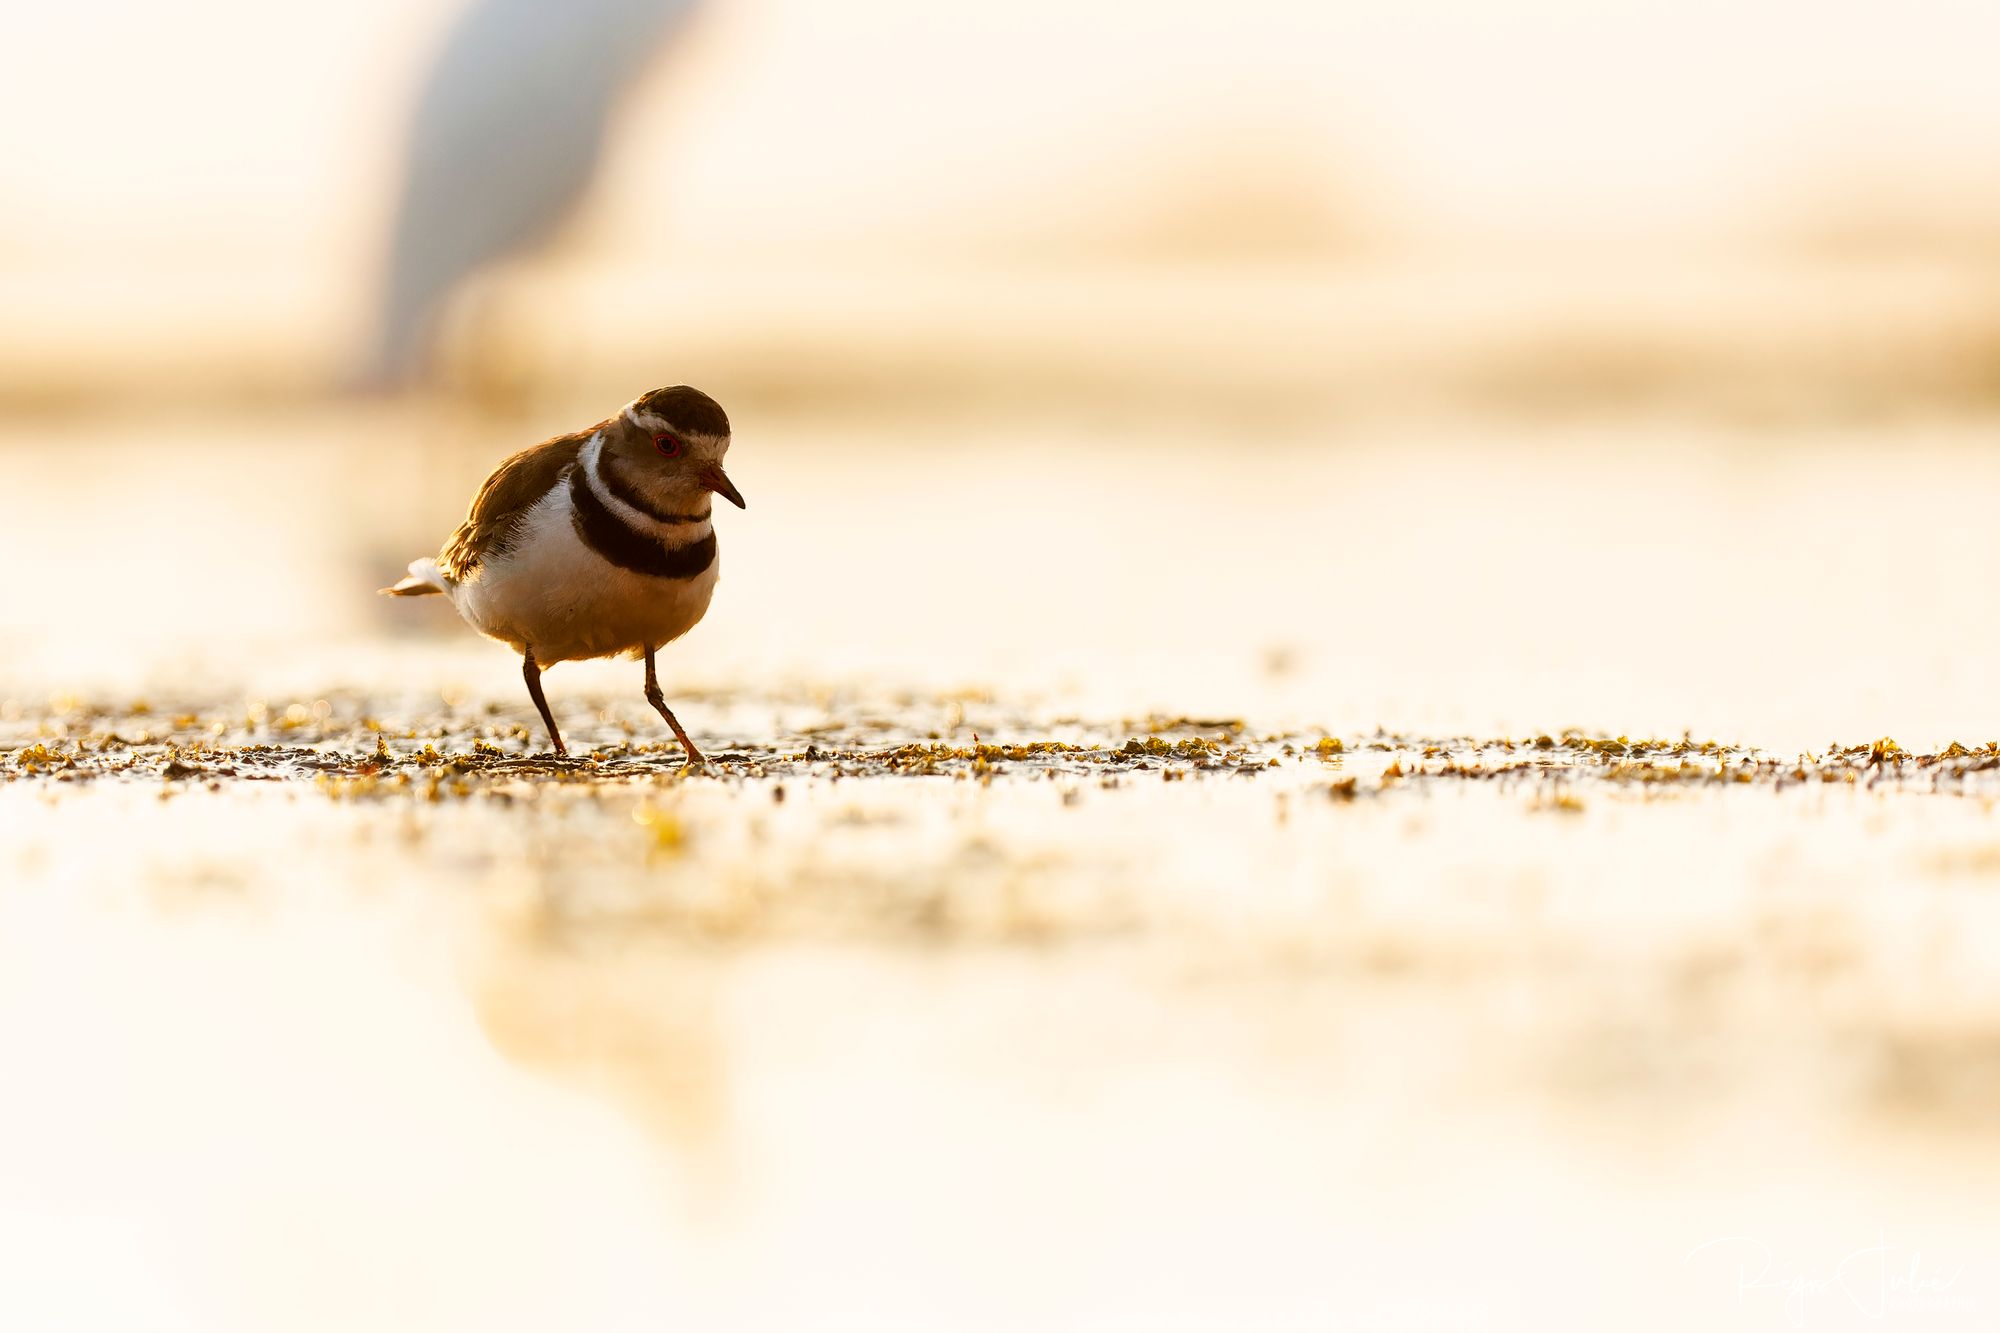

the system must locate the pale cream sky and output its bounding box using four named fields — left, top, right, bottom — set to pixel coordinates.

left=2, top=0, right=1997, bottom=271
